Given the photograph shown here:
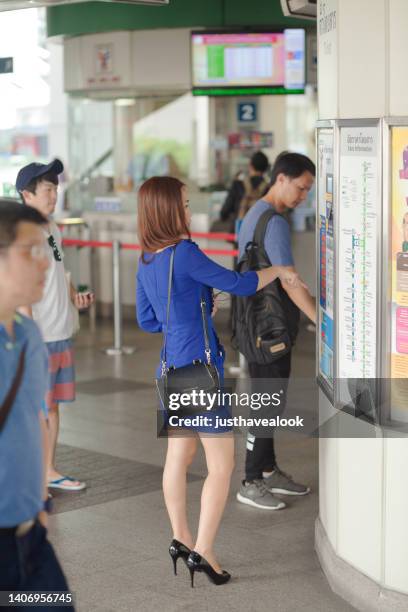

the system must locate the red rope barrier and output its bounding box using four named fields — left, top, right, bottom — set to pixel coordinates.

left=59, top=227, right=236, bottom=242
left=62, top=238, right=113, bottom=248
left=62, top=238, right=238, bottom=257
left=121, top=242, right=141, bottom=251
left=190, top=231, right=236, bottom=241
left=200, top=248, right=239, bottom=257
